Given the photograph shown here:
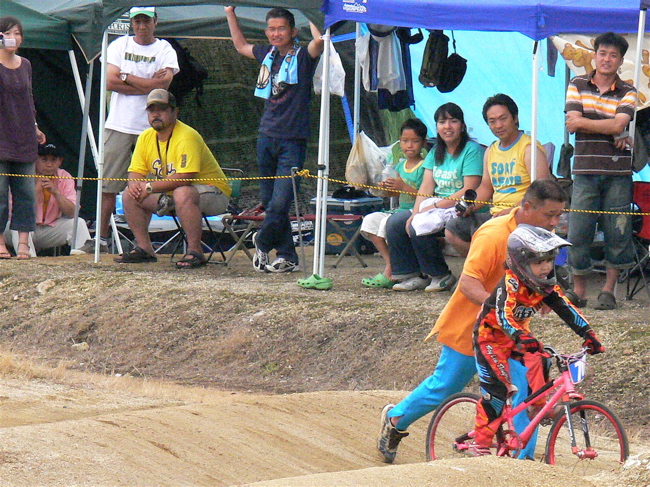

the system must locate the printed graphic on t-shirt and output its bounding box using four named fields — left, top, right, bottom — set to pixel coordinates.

left=152, top=158, right=176, bottom=178
left=491, top=160, right=521, bottom=194
left=124, top=52, right=157, bottom=63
